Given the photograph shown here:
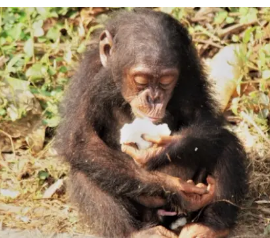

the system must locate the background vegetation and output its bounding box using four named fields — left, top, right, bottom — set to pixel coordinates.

left=0, top=7, right=269, bottom=236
